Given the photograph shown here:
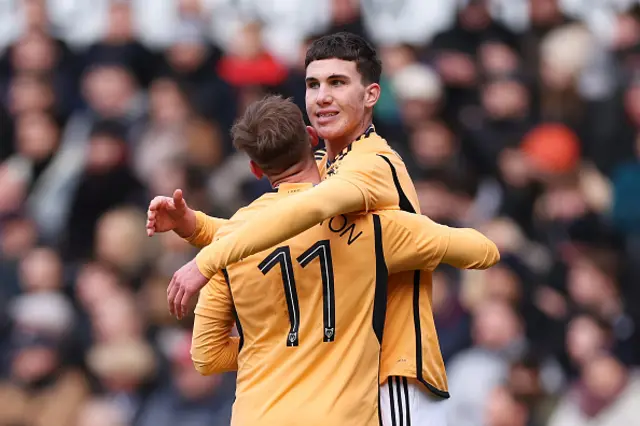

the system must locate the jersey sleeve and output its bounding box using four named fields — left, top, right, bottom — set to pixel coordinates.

left=191, top=271, right=239, bottom=375
left=195, top=177, right=366, bottom=279
left=379, top=211, right=500, bottom=273
left=185, top=211, right=230, bottom=249
left=331, top=153, right=398, bottom=211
